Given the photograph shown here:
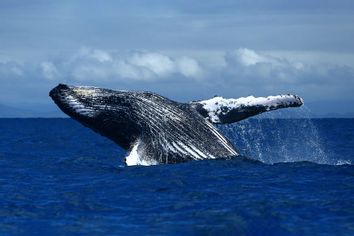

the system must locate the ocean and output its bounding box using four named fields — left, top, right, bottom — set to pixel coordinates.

left=0, top=118, right=353, bottom=235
